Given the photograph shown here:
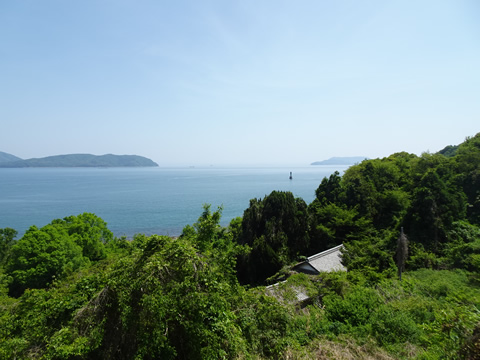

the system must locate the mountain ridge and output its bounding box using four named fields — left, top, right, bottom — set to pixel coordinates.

left=311, top=156, right=368, bottom=165
left=0, top=153, right=158, bottom=167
